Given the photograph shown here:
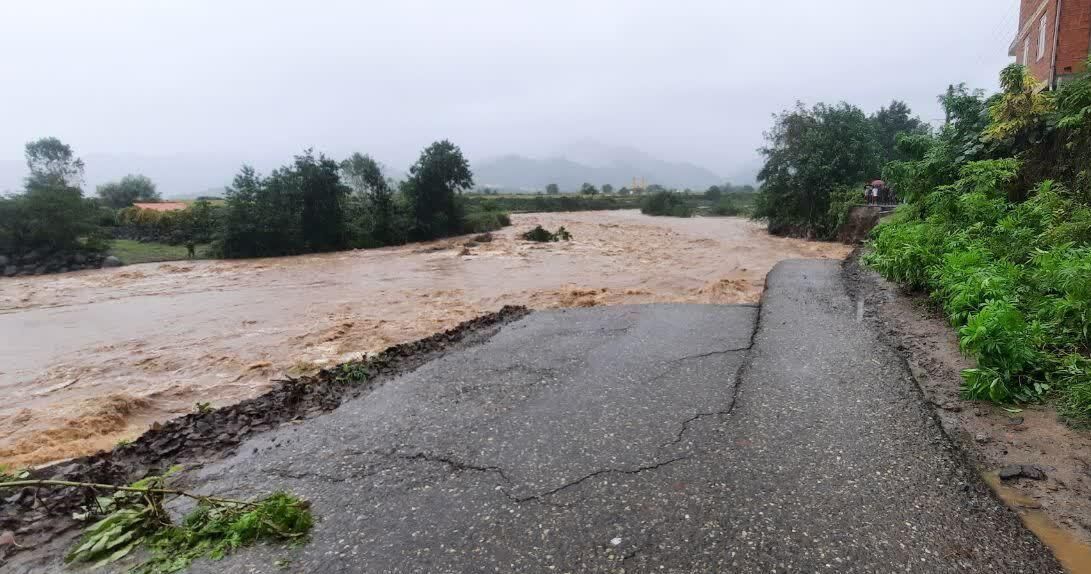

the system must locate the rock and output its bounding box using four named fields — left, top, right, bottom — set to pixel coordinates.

left=0, top=530, right=16, bottom=547
left=1021, top=465, right=1047, bottom=480
left=1006, top=416, right=1025, bottom=426
left=33, top=265, right=46, bottom=275
left=21, top=250, right=40, bottom=263
left=3, top=265, right=15, bottom=277
left=999, top=464, right=1047, bottom=481
left=101, top=255, right=123, bottom=268
left=72, top=252, right=86, bottom=264
left=473, top=232, right=494, bottom=243
left=0, top=255, right=7, bottom=267
left=974, top=432, right=990, bottom=444
left=998, top=465, right=1023, bottom=480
